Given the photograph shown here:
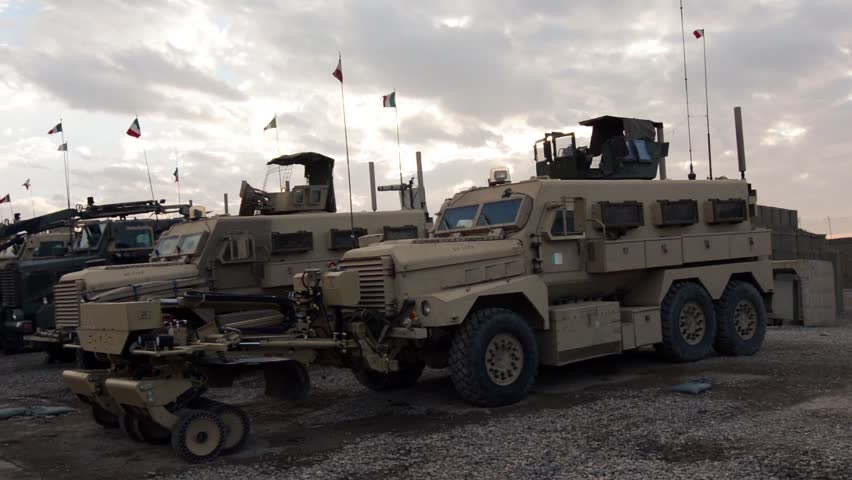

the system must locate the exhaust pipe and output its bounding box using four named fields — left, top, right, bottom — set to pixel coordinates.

left=734, top=106, right=747, bottom=180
